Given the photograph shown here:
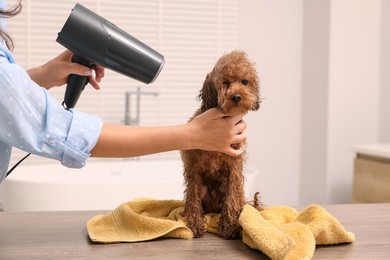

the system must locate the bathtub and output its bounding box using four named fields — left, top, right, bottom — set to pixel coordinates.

left=1, top=160, right=259, bottom=212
